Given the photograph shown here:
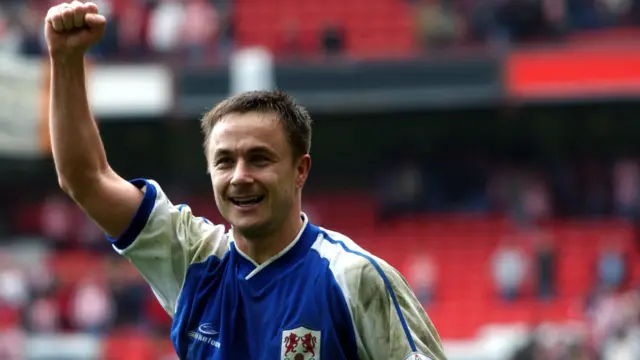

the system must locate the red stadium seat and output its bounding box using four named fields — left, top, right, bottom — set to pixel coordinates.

left=234, top=0, right=416, bottom=58
left=101, top=333, right=155, bottom=360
